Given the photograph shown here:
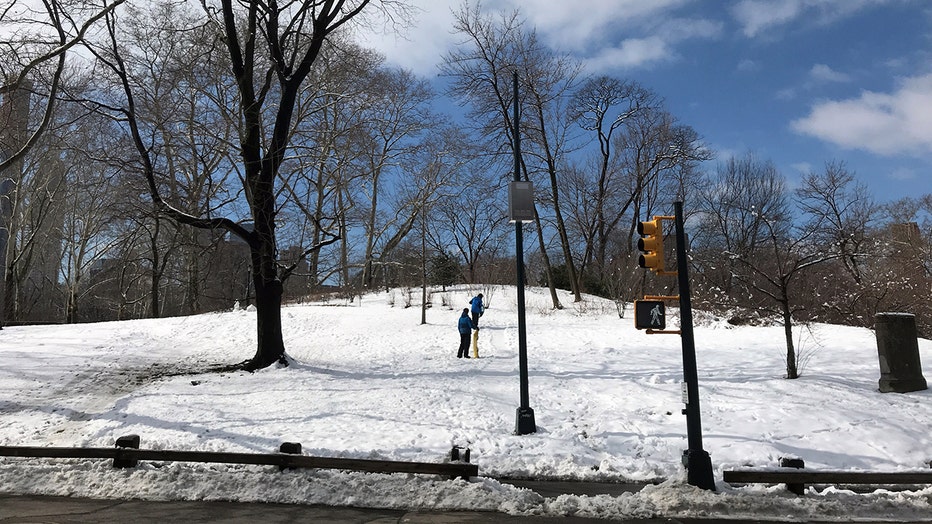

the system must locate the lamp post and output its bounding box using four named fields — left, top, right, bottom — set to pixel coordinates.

left=512, top=71, right=536, bottom=435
